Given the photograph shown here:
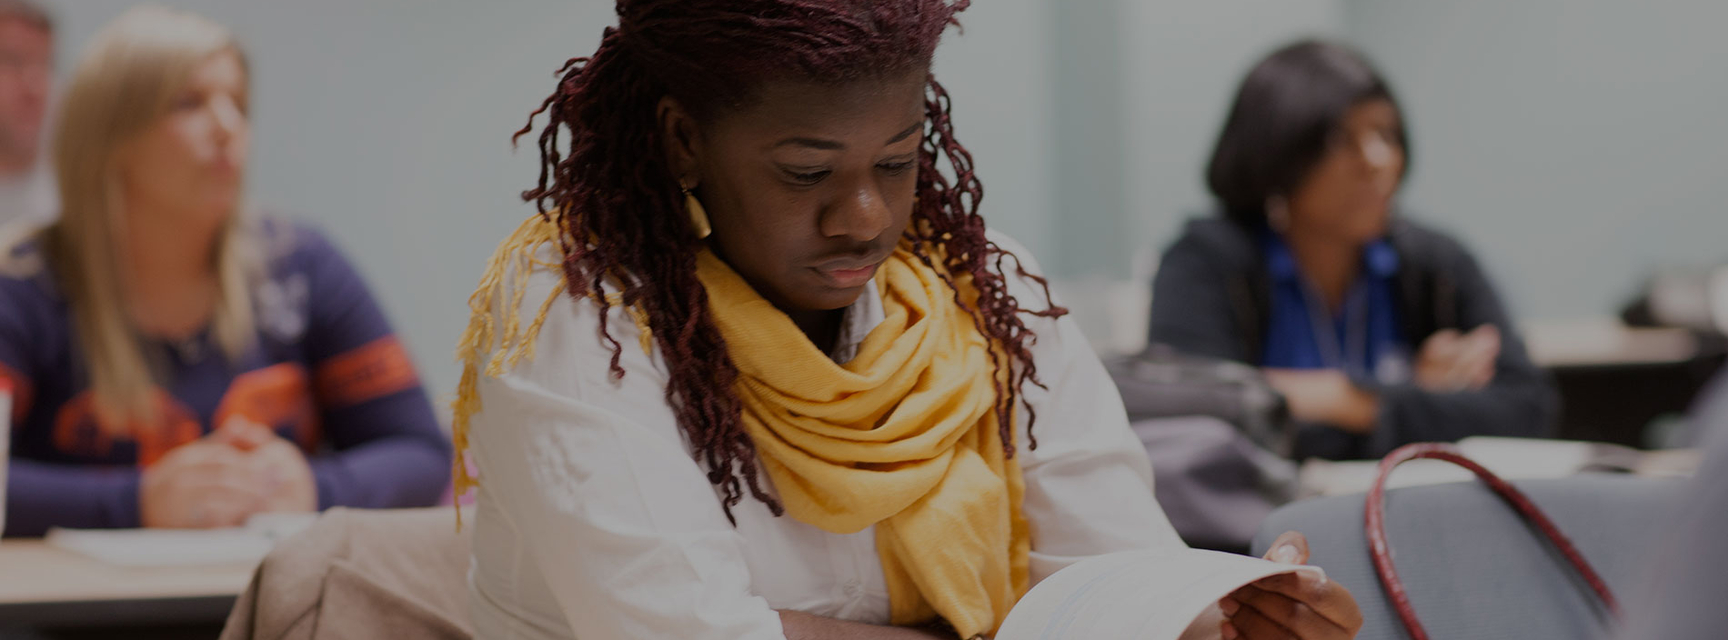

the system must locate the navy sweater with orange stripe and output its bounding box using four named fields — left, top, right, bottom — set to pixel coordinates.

left=0, top=220, right=450, bottom=536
